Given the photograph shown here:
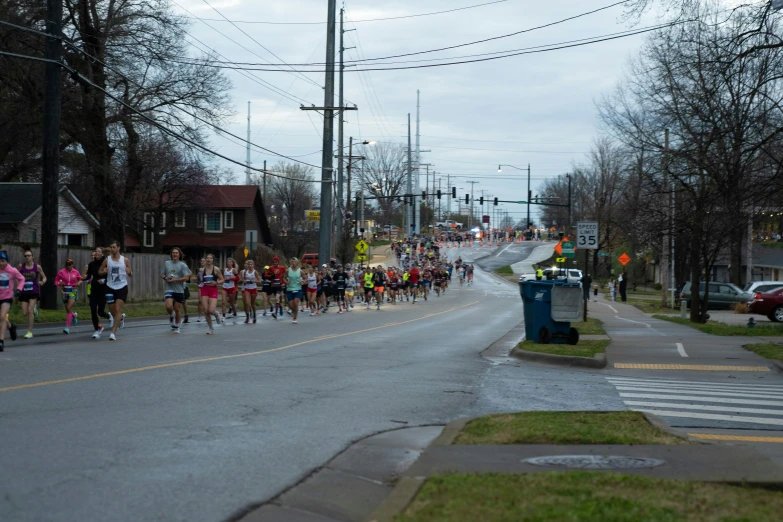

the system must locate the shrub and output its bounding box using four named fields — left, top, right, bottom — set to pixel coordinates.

left=731, top=302, right=748, bottom=314
left=654, top=283, right=662, bottom=291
